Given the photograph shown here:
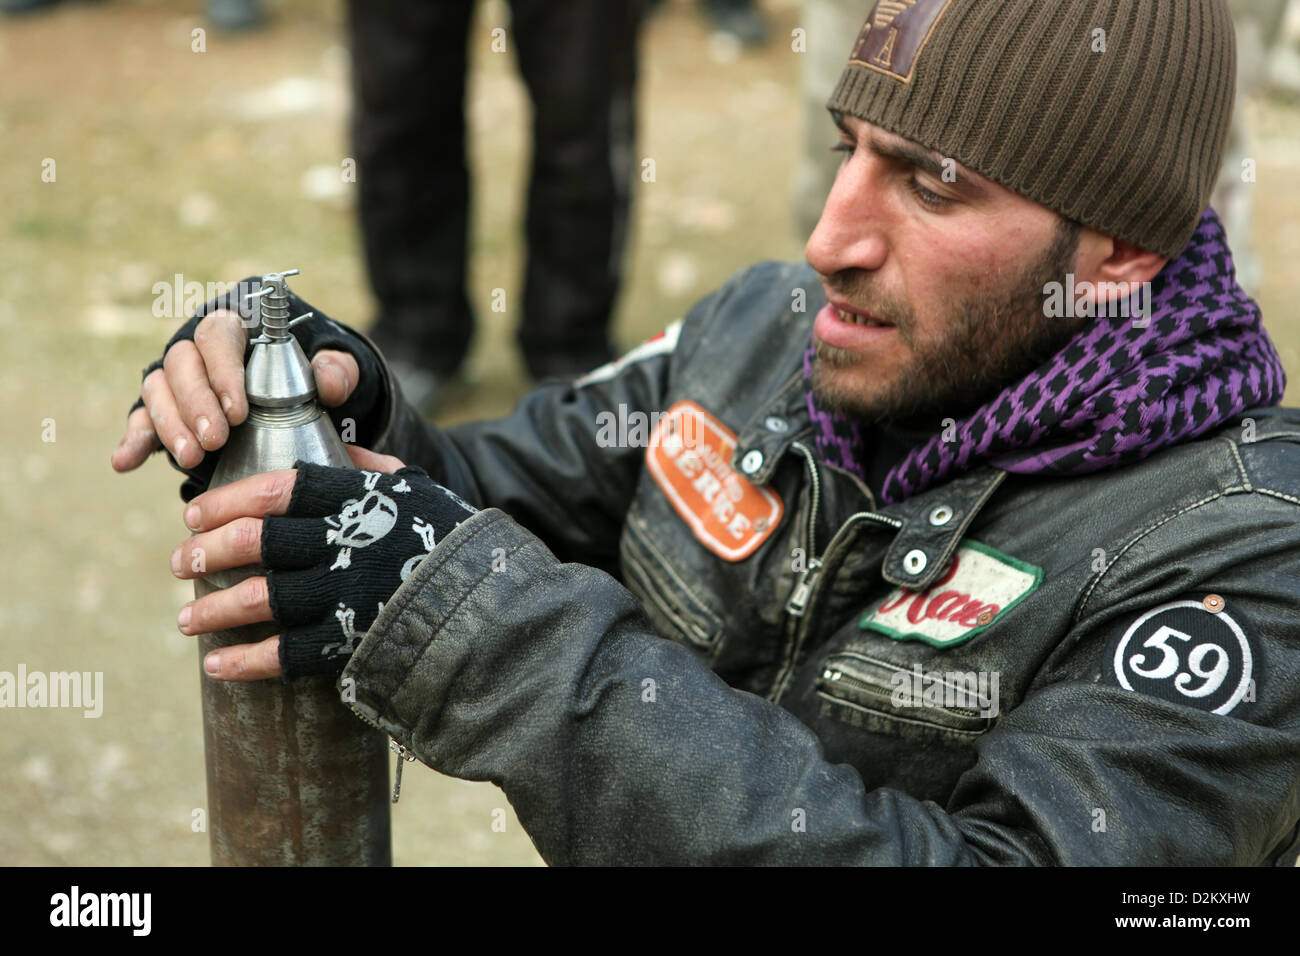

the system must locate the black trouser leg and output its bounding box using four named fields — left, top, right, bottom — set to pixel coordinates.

left=347, top=0, right=475, bottom=374
left=509, top=0, right=647, bottom=378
